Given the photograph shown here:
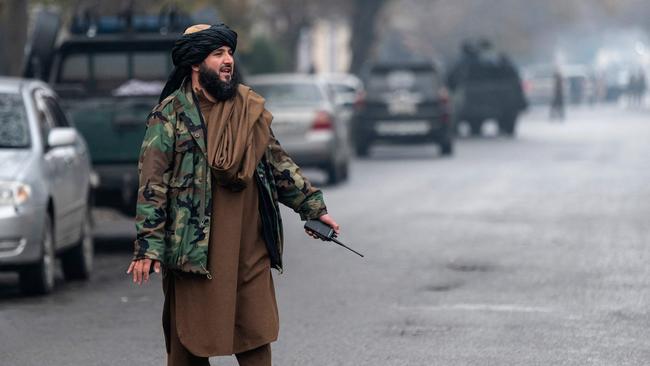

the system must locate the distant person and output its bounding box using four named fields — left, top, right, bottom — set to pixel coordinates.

left=626, top=70, right=647, bottom=107
left=627, top=72, right=639, bottom=106
left=446, top=40, right=479, bottom=91
left=126, top=23, right=339, bottom=366
left=636, top=69, right=647, bottom=106
left=550, top=68, right=565, bottom=121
